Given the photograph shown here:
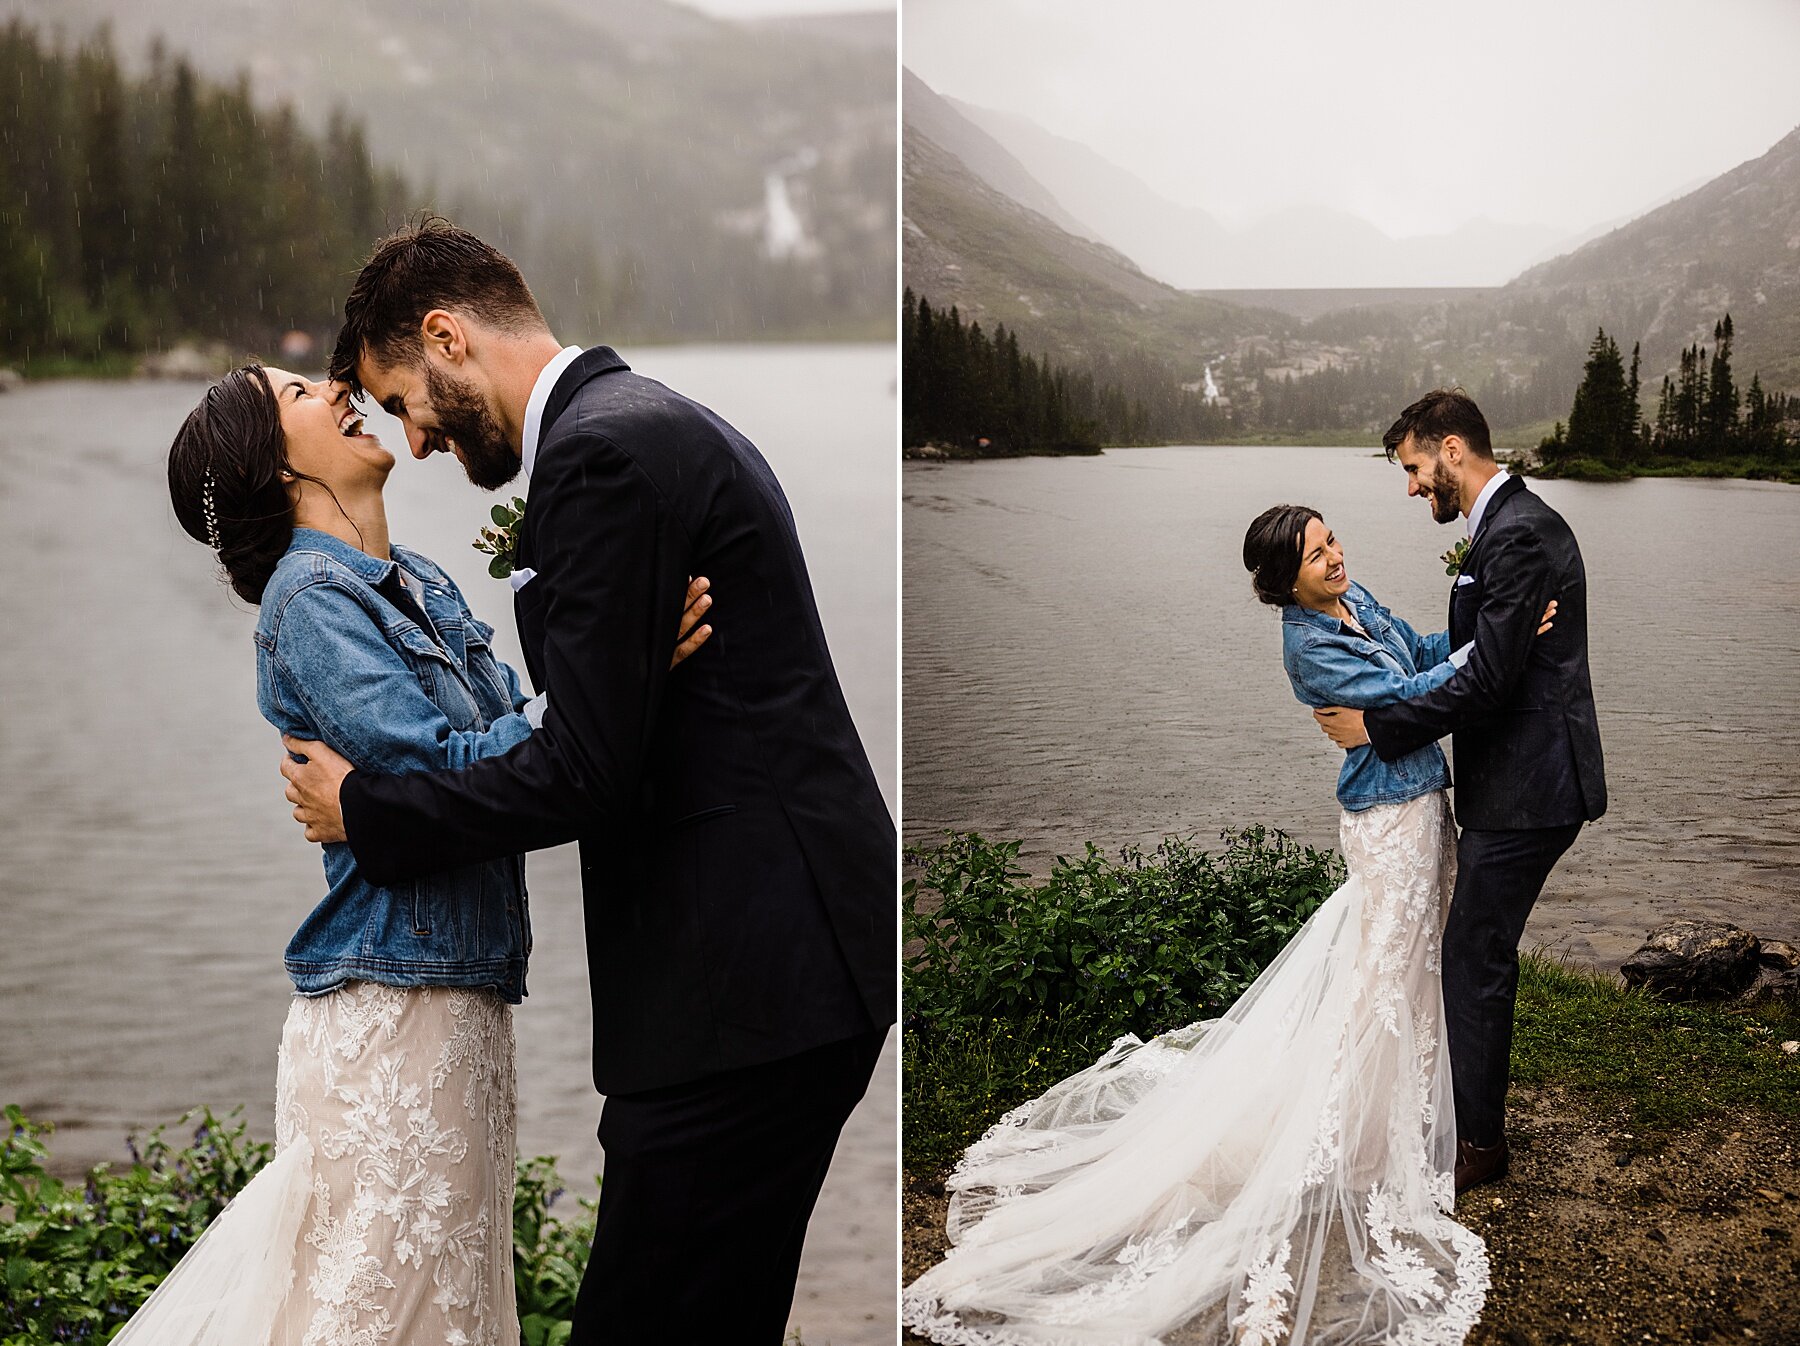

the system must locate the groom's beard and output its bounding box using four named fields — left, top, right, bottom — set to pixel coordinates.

left=424, top=363, right=520, bottom=491
left=1428, top=472, right=1462, bottom=524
